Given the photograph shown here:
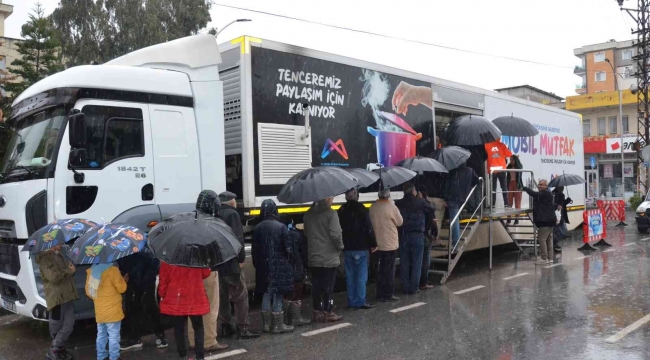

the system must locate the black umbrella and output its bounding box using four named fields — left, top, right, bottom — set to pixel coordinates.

left=345, top=168, right=380, bottom=188
left=397, top=156, right=448, bottom=174
left=492, top=115, right=539, bottom=137
left=445, top=115, right=502, bottom=146
left=429, top=146, right=471, bottom=171
left=147, top=211, right=242, bottom=268
left=373, top=166, right=417, bottom=189
left=277, top=166, right=357, bottom=204
left=548, top=174, right=586, bottom=188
